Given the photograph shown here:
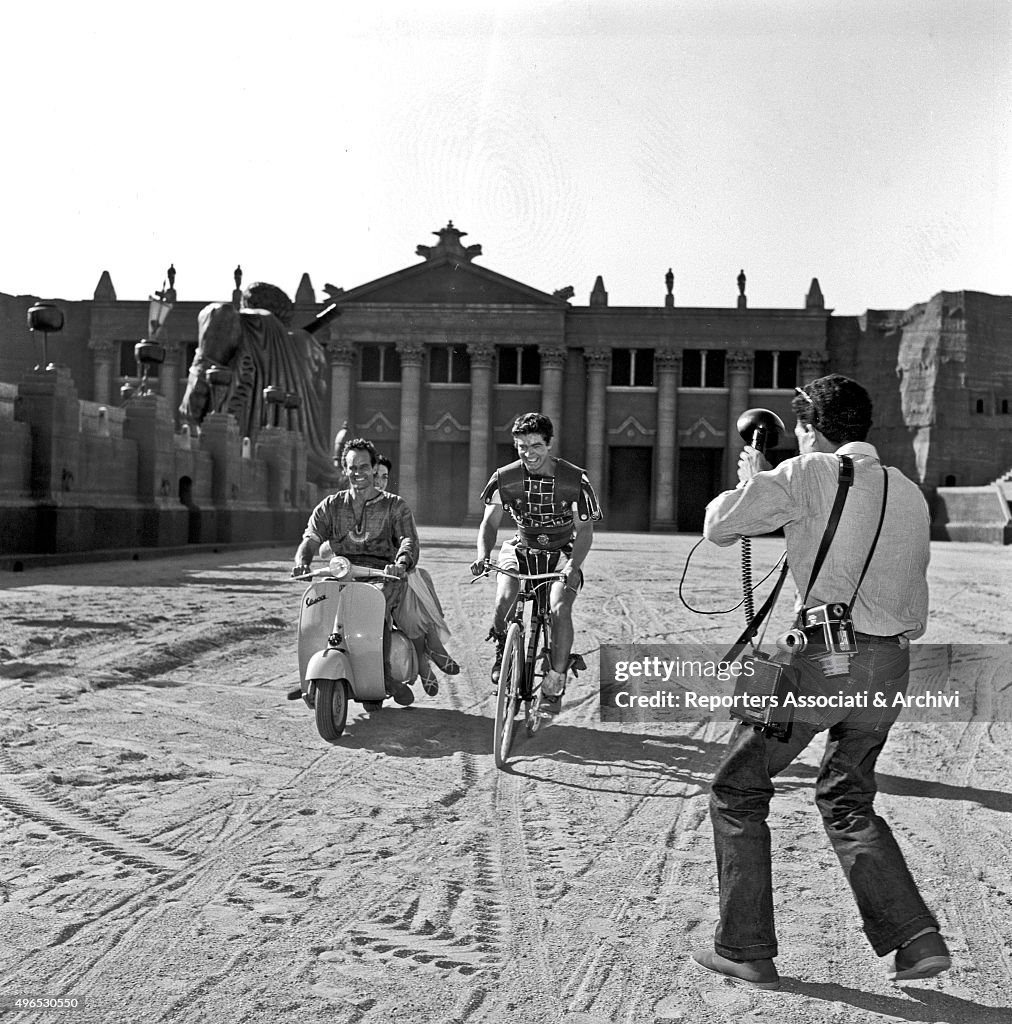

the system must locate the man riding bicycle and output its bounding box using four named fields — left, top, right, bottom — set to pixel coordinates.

left=469, top=412, right=602, bottom=713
